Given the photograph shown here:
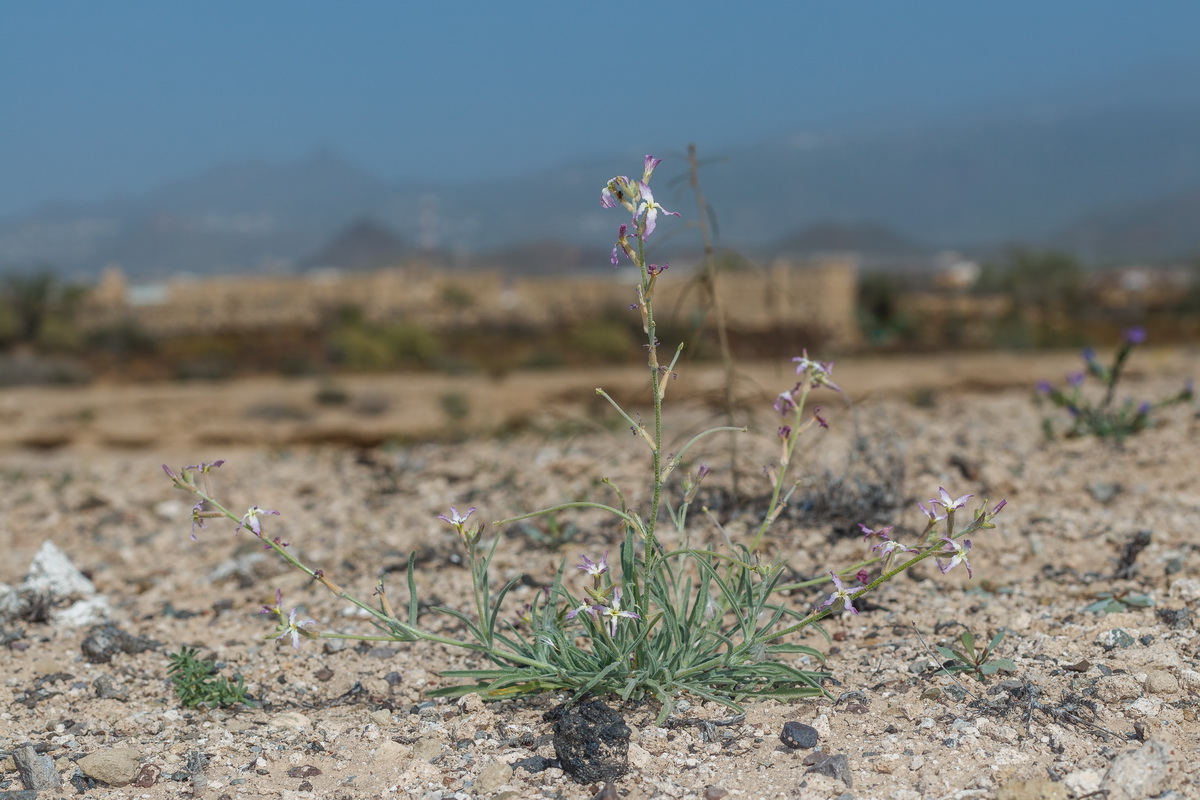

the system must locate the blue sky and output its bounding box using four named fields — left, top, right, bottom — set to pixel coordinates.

left=2, top=2, right=1200, bottom=218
